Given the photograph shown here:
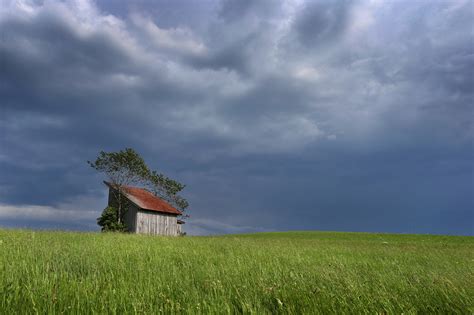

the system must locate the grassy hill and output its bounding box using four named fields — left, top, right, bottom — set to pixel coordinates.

left=0, top=229, right=472, bottom=314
